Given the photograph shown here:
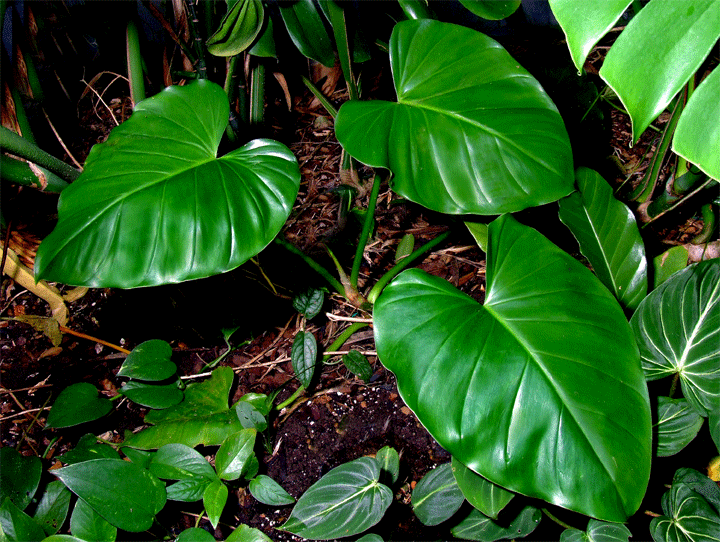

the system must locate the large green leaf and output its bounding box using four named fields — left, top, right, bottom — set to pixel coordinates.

left=451, top=505, right=541, bottom=541
left=281, top=457, right=392, bottom=540
left=373, top=215, right=651, bottom=521
left=335, top=19, right=573, bottom=215
left=54, top=459, right=166, bottom=532
left=451, top=457, right=513, bottom=520
left=124, top=367, right=244, bottom=449
left=551, top=0, right=720, bottom=159
left=69, top=498, right=117, bottom=542
left=548, top=0, right=632, bottom=72
left=35, top=80, right=300, bottom=288
left=630, top=259, right=720, bottom=417
left=558, top=167, right=647, bottom=311
left=673, top=66, right=720, bottom=182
